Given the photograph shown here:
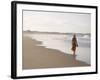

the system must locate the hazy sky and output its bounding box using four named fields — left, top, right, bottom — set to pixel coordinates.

left=23, top=10, right=91, bottom=33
